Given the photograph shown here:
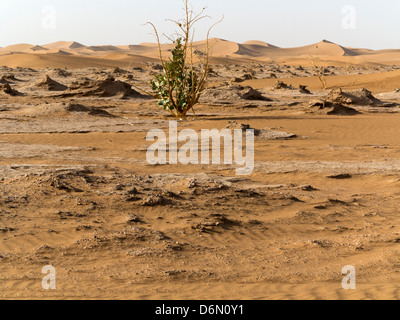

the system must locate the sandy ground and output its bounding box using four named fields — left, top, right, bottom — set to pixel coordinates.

left=1, top=42, right=400, bottom=300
